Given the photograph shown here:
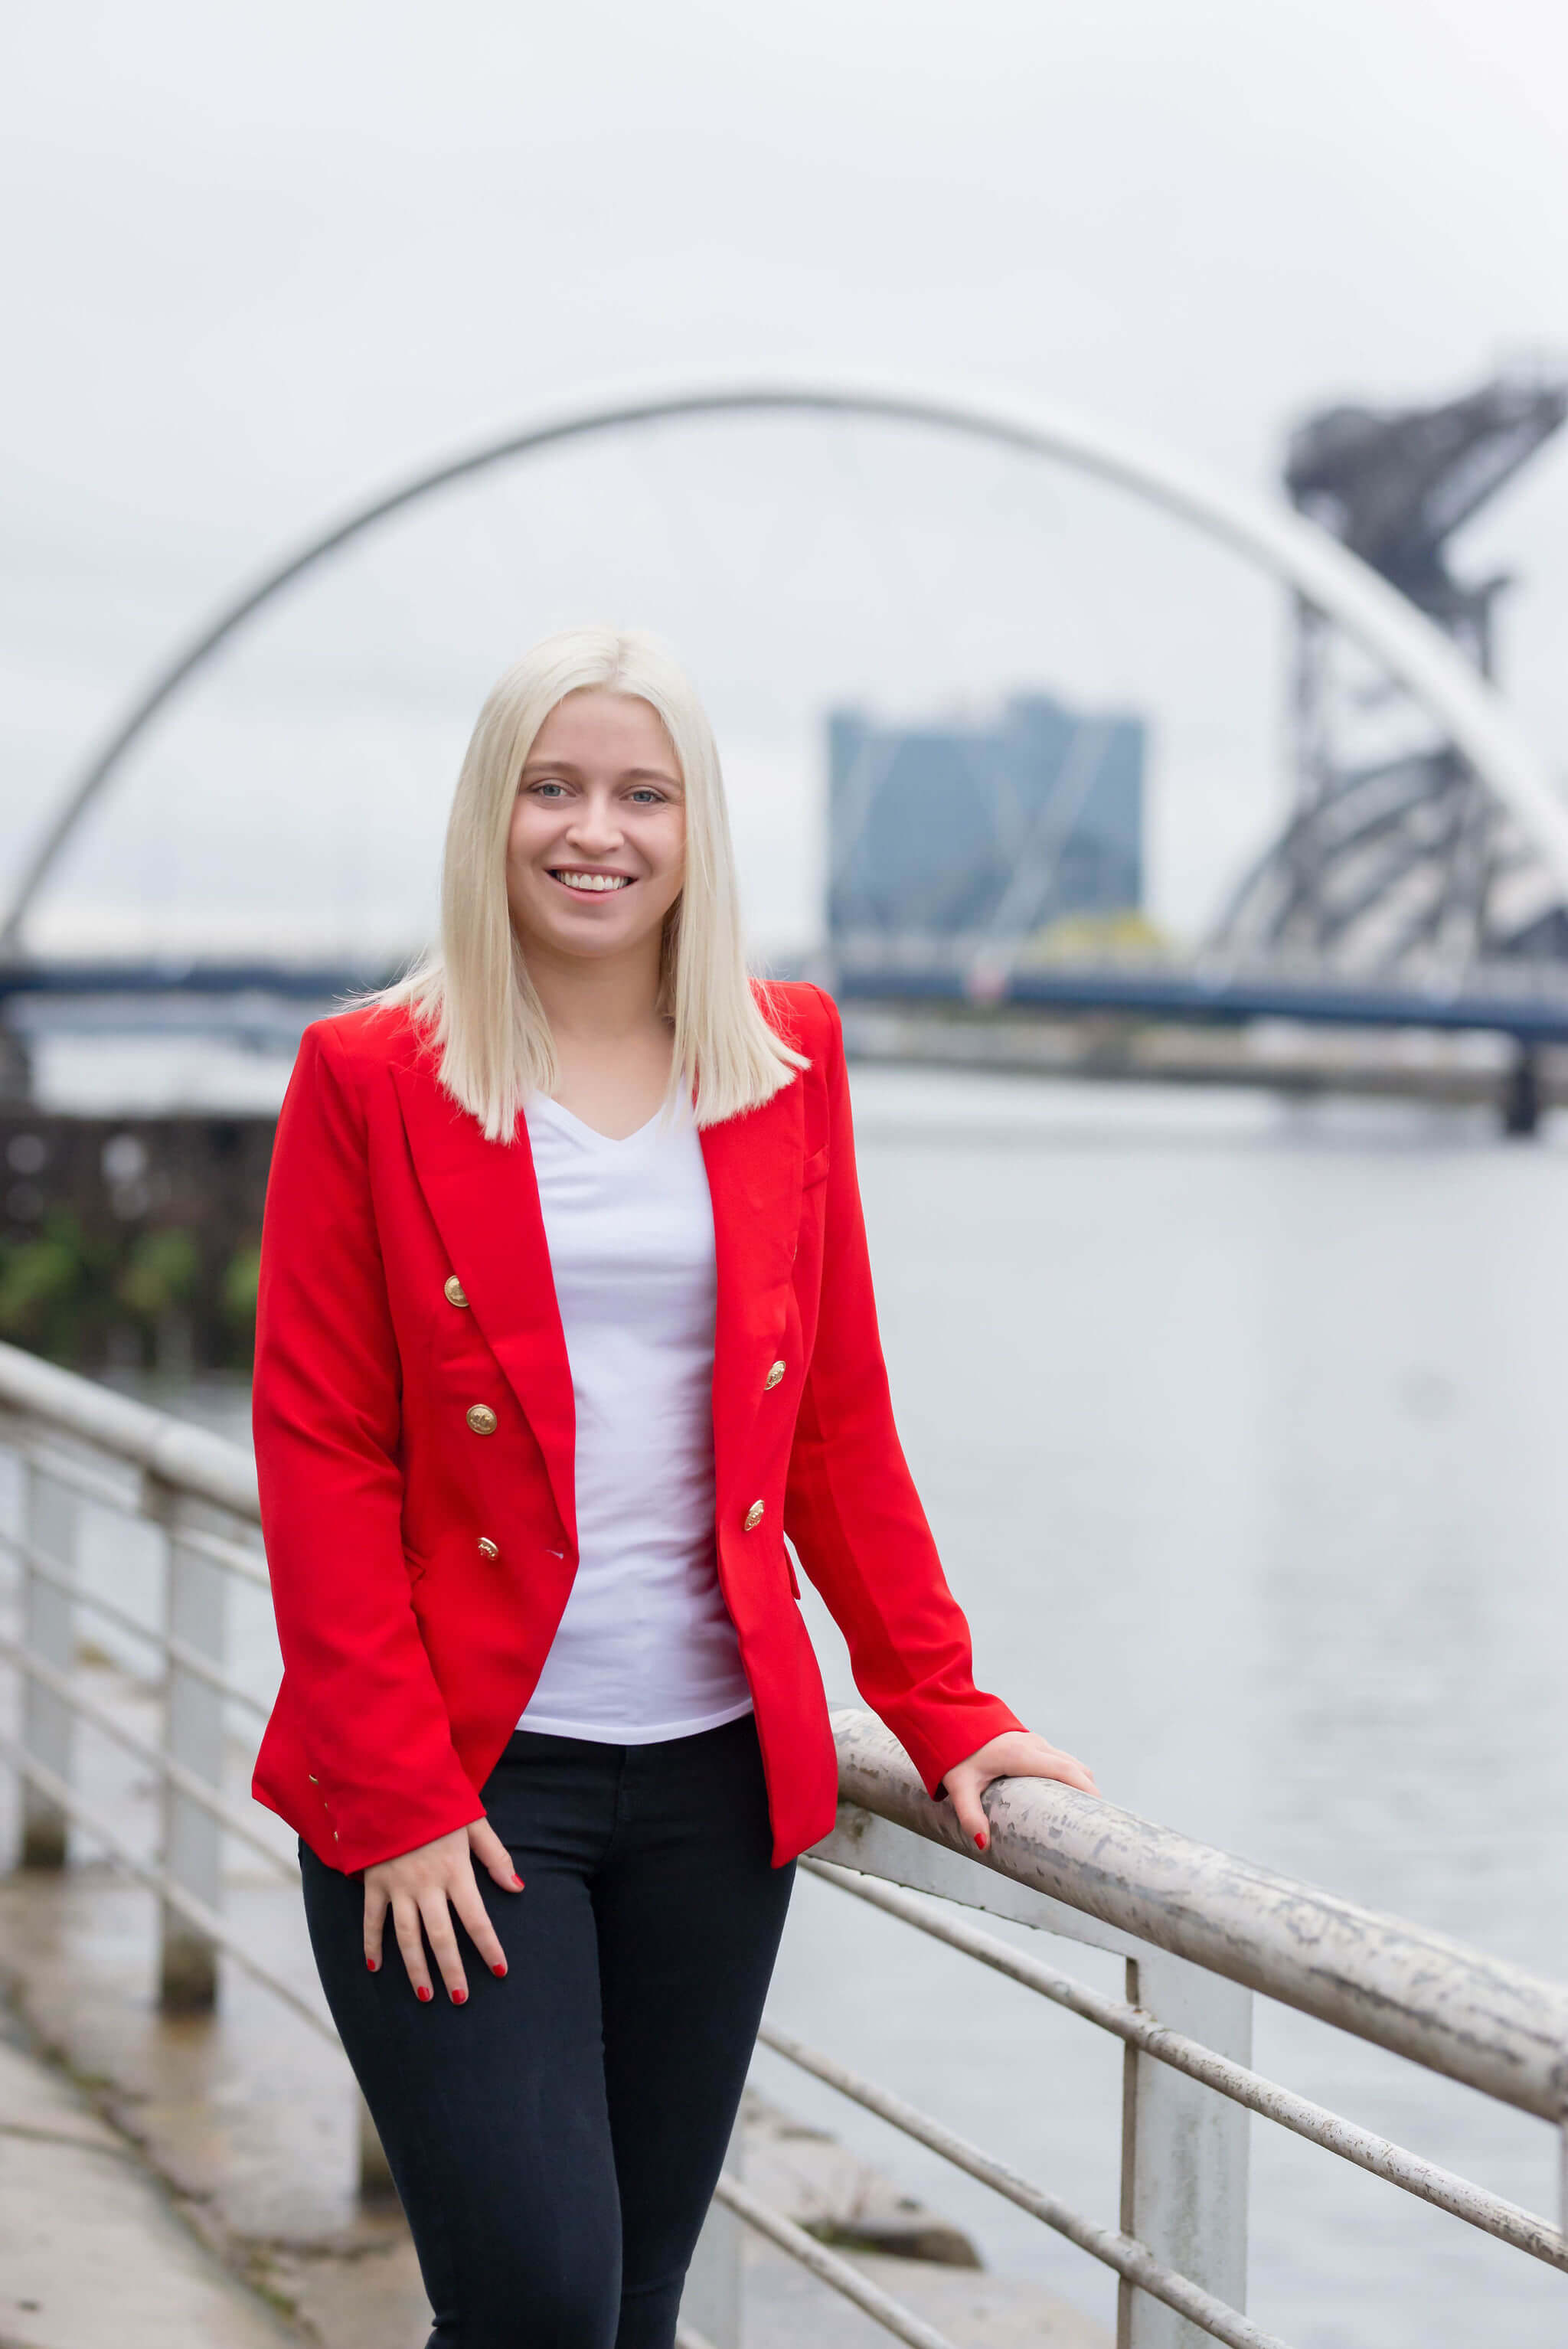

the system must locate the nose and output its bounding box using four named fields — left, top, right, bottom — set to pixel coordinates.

left=564, top=789, right=624, bottom=857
